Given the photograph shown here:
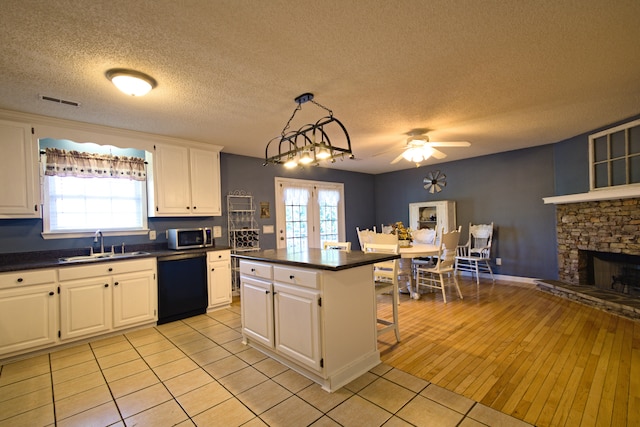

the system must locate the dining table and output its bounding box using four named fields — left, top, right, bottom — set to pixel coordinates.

left=397, top=243, right=440, bottom=298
